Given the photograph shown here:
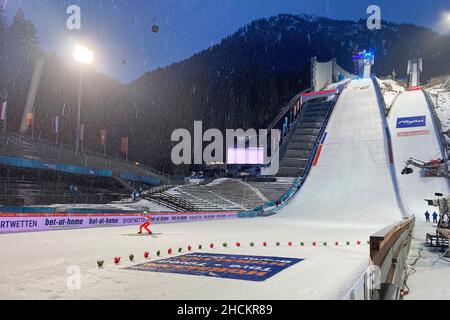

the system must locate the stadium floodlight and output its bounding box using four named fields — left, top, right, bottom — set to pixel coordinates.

left=73, top=44, right=93, bottom=155
left=74, top=44, right=93, bottom=65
